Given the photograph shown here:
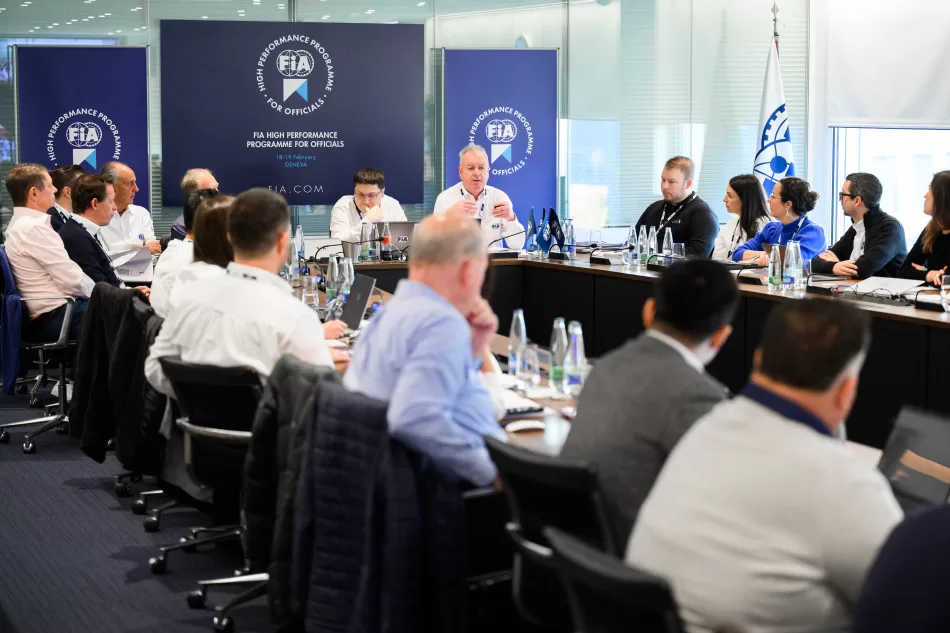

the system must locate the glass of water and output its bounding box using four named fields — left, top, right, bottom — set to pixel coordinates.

left=518, top=343, right=542, bottom=390
left=941, top=275, right=950, bottom=312
left=672, top=243, right=686, bottom=259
